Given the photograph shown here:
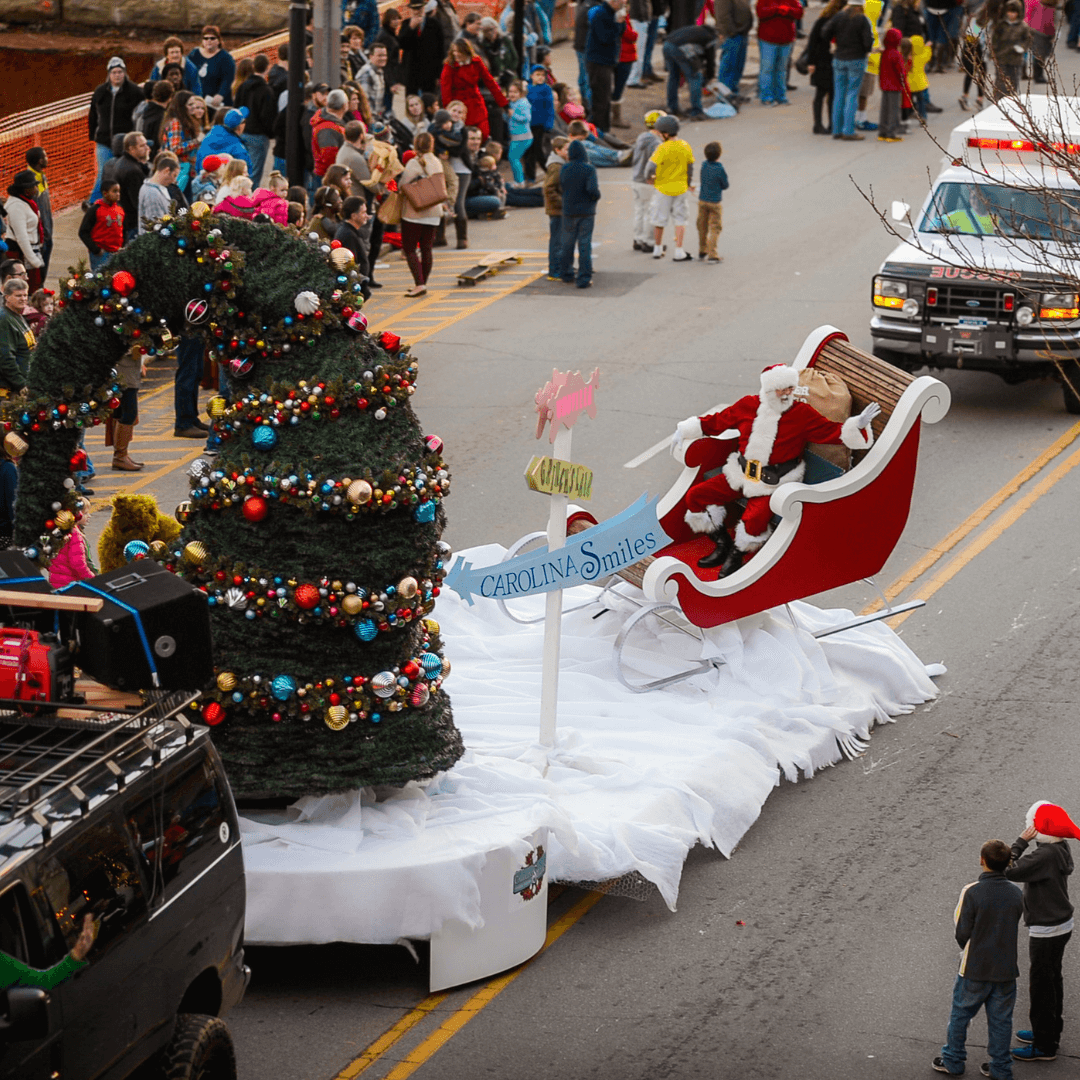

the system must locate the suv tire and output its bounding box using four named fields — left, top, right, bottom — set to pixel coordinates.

left=160, top=1014, right=236, bottom=1080
left=1062, top=360, right=1080, bottom=414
